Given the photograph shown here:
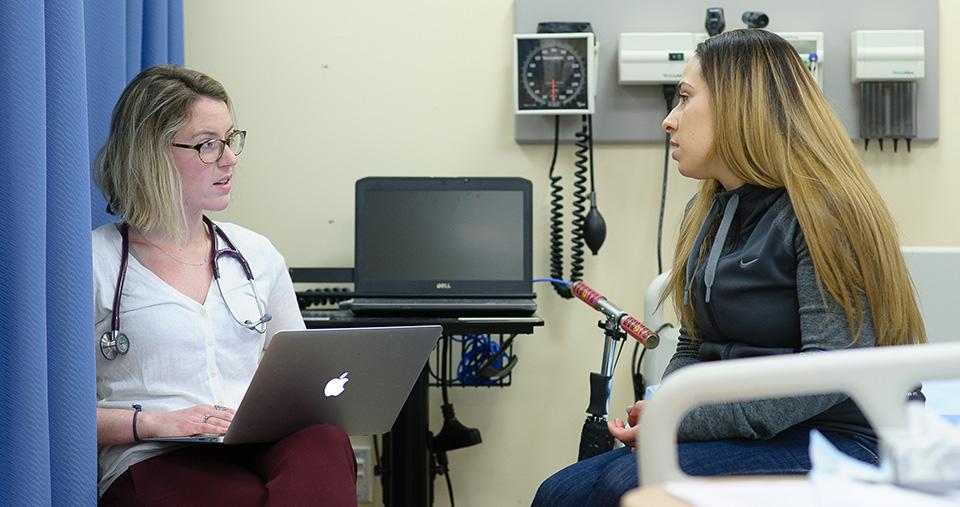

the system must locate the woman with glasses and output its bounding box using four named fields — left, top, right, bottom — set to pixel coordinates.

left=93, top=65, right=357, bottom=506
